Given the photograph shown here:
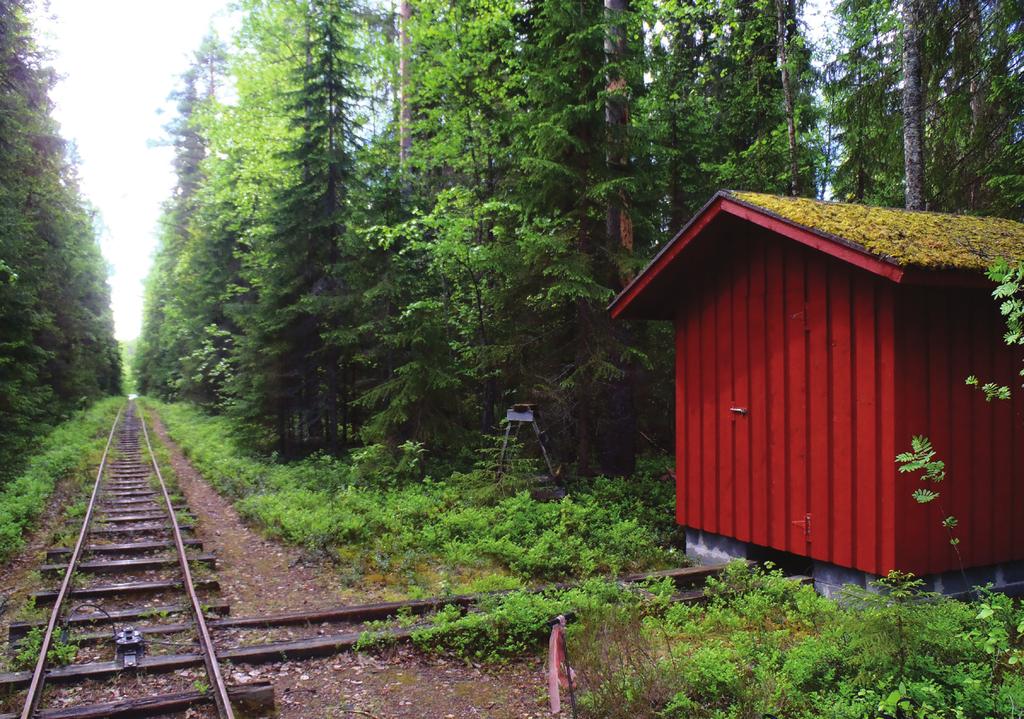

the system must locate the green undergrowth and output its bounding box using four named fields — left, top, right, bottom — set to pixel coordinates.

left=353, top=561, right=1024, bottom=718
left=140, top=399, right=683, bottom=593
left=568, top=563, right=1024, bottom=719
left=0, top=397, right=122, bottom=563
